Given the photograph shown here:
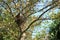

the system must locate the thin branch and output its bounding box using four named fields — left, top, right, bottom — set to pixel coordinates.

left=22, top=0, right=38, bottom=11
left=12, top=0, right=16, bottom=8
left=27, top=0, right=58, bottom=17
left=39, top=18, right=51, bottom=20
left=20, top=0, right=38, bottom=16
left=39, top=18, right=60, bottom=20
left=18, top=33, right=23, bottom=40
left=18, top=26, right=22, bottom=40
left=12, top=0, right=27, bottom=18
left=22, top=3, right=58, bottom=33
left=2, top=1, right=14, bottom=17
